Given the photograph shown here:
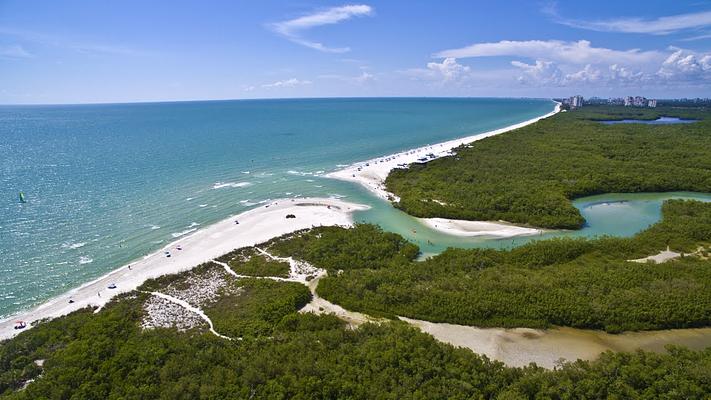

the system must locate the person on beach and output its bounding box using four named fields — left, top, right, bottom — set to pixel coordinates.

left=97, top=292, right=101, bottom=298
left=128, top=265, right=131, bottom=270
